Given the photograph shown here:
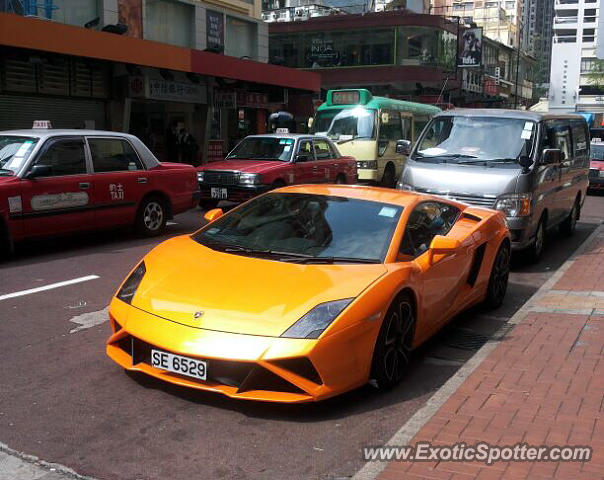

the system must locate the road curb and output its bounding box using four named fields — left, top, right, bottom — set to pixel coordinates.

left=352, top=222, right=604, bottom=480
